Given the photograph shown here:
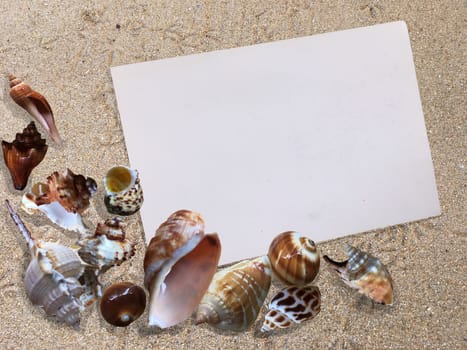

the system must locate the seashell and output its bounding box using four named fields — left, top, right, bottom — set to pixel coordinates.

left=5, top=199, right=87, bottom=328
left=9, top=74, right=62, bottom=143
left=261, top=285, right=321, bottom=332
left=323, top=244, right=394, bottom=305
left=78, top=217, right=136, bottom=274
left=2, top=122, right=48, bottom=190
left=268, top=231, right=320, bottom=286
left=194, top=255, right=272, bottom=332
left=100, top=282, right=146, bottom=327
left=144, top=210, right=221, bottom=328
left=104, top=166, right=143, bottom=216
left=21, top=168, right=97, bottom=233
